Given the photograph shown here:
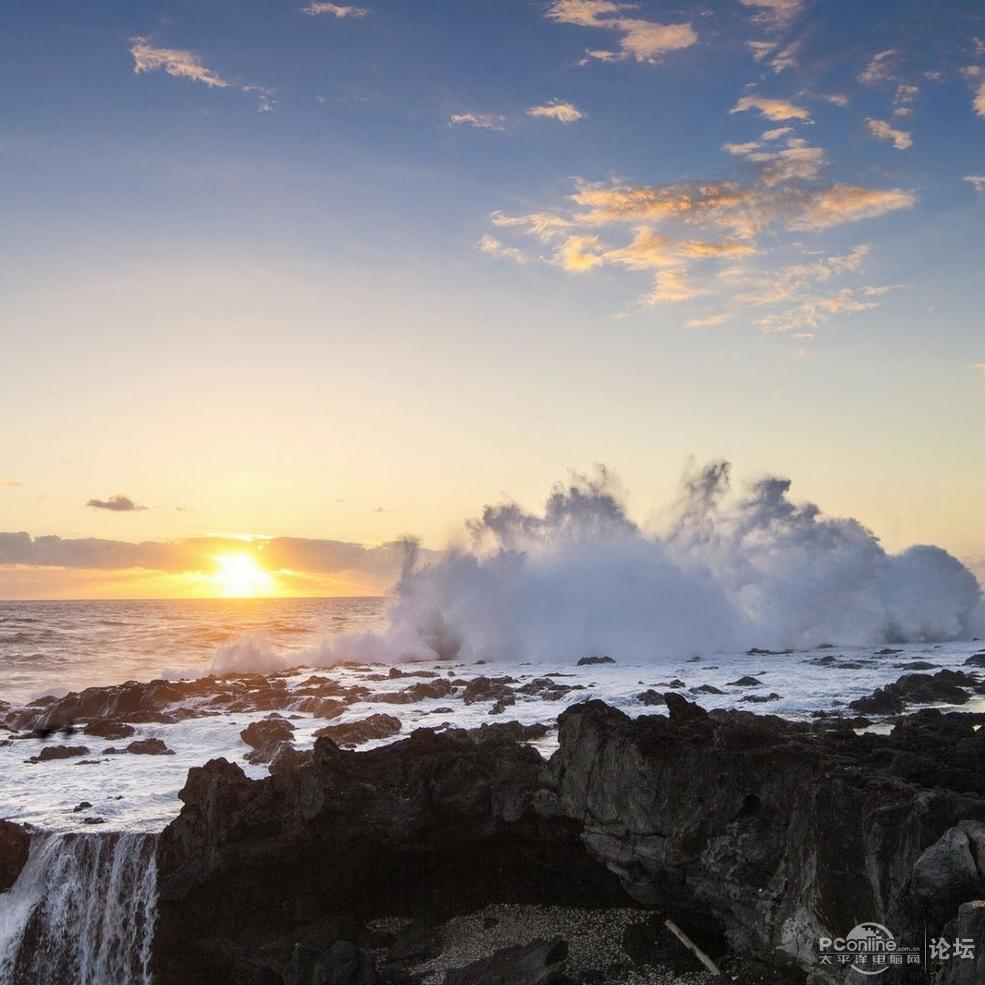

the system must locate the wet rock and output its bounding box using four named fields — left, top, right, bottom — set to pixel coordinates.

left=963, top=653, right=985, bottom=668
left=270, top=744, right=313, bottom=775
left=314, top=714, right=402, bottom=747
left=739, top=692, right=781, bottom=703
left=26, top=744, right=88, bottom=763
left=82, top=719, right=136, bottom=740
left=462, top=677, right=516, bottom=706
left=464, top=721, right=550, bottom=744
left=636, top=690, right=665, bottom=706
left=82, top=816, right=107, bottom=825
left=442, top=938, right=568, bottom=985
left=908, top=825, right=983, bottom=922
left=850, top=670, right=976, bottom=715
left=375, top=680, right=455, bottom=705
left=664, top=692, right=708, bottom=724
left=576, top=657, right=615, bottom=666
left=690, top=684, right=725, bottom=695
left=312, top=941, right=378, bottom=985
left=72, top=801, right=93, bottom=812
left=937, top=900, right=985, bottom=984
left=0, top=820, right=30, bottom=892
left=241, top=717, right=295, bottom=752
left=105, top=737, right=175, bottom=755
left=727, top=676, right=764, bottom=687
left=895, top=661, right=939, bottom=671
